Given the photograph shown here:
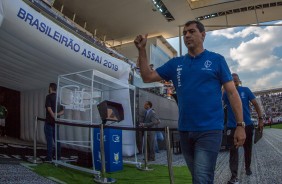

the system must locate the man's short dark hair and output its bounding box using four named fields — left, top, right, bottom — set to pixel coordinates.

left=232, top=73, right=239, bottom=77
left=232, top=73, right=240, bottom=79
left=49, top=83, right=57, bottom=91
left=184, top=20, right=205, bottom=33
left=146, top=101, right=152, bottom=108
